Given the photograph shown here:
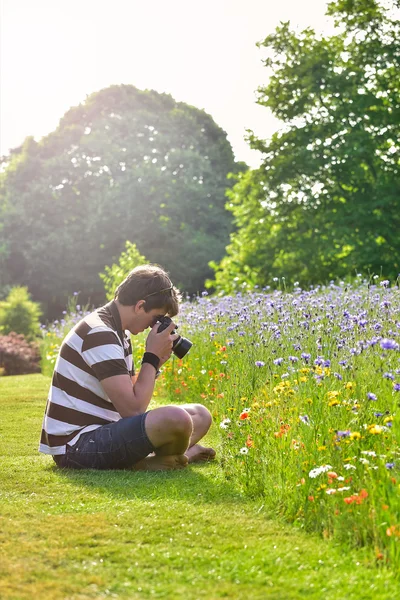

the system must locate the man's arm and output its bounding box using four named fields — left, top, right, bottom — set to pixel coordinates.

left=101, top=365, right=157, bottom=417
left=101, top=321, right=176, bottom=417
